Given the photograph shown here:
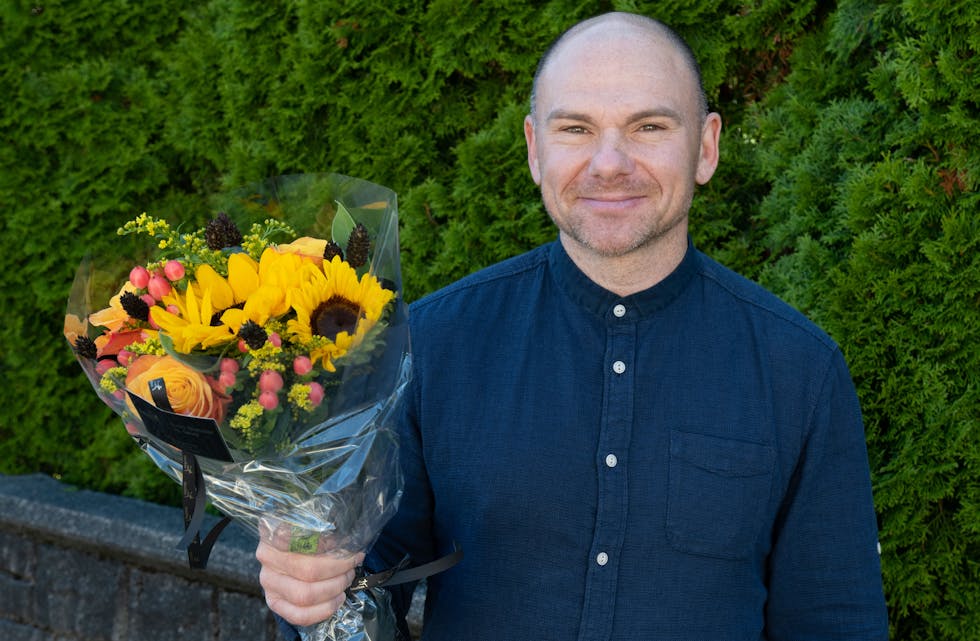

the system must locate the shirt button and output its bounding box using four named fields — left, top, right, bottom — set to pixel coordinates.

left=613, top=304, right=626, bottom=318
left=605, top=453, right=618, bottom=468
left=596, top=552, right=609, bottom=566
left=612, top=360, right=626, bottom=374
